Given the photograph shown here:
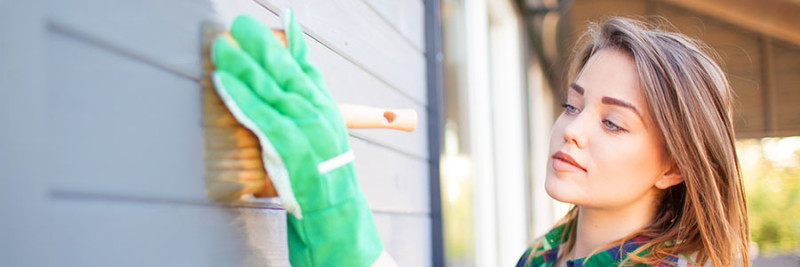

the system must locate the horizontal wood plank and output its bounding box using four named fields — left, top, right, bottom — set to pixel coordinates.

left=352, top=138, right=431, bottom=215
left=374, top=212, right=433, bottom=267
left=47, top=194, right=290, bottom=267
left=46, top=0, right=217, bottom=80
